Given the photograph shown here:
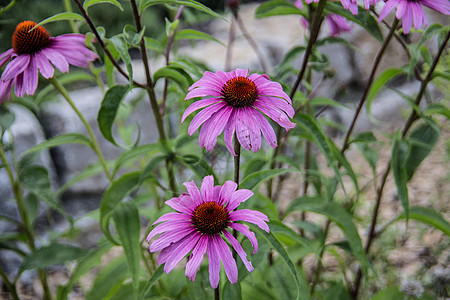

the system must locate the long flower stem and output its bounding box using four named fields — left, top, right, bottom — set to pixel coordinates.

left=0, top=265, right=19, bottom=300
left=129, top=0, right=178, bottom=196
left=351, top=29, right=449, bottom=300
left=267, top=0, right=326, bottom=199
left=225, top=17, right=237, bottom=71
left=341, top=18, right=399, bottom=153
left=72, top=0, right=146, bottom=89
left=0, top=146, right=52, bottom=300
left=49, top=77, right=112, bottom=182
left=234, top=136, right=241, bottom=186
